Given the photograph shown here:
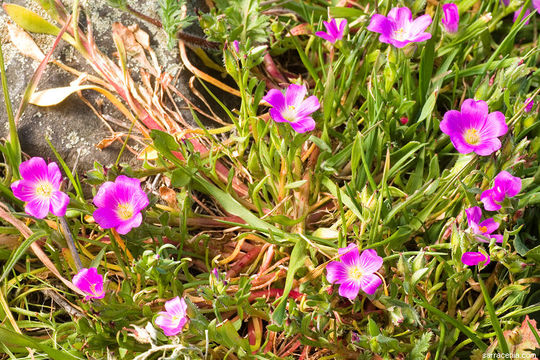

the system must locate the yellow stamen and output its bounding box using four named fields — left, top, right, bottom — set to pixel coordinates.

left=117, top=203, right=134, bottom=220
left=349, top=266, right=363, bottom=281
left=464, top=128, right=481, bottom=145
left=35, top=181, right=53, bottom=198
left=479, top=226, right=488, bottom=233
